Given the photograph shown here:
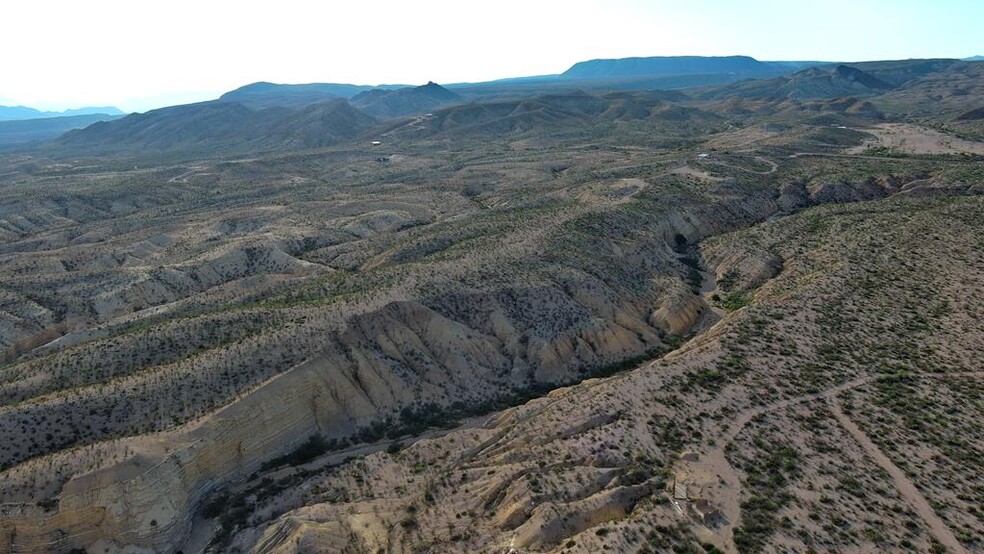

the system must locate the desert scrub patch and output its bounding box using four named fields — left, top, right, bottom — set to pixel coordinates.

left=717, top=291, right=752, bottom=311
left=732, top=440, right=801, bottom=553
